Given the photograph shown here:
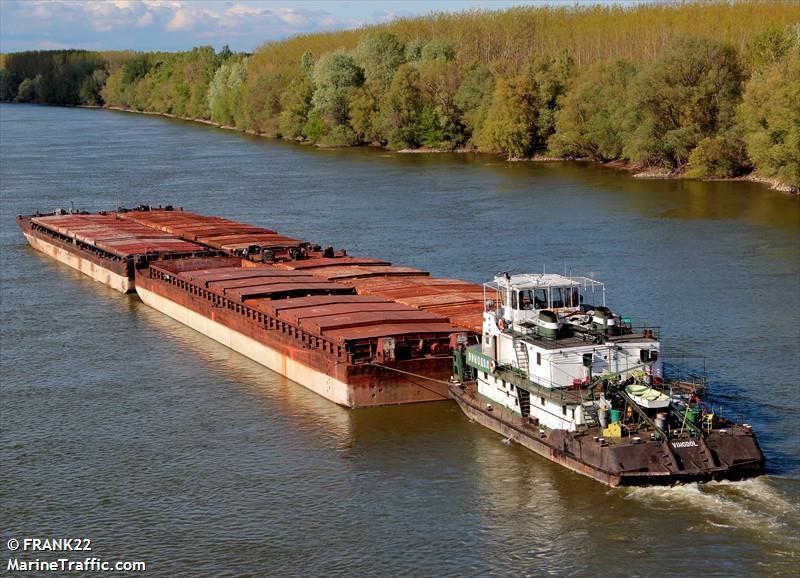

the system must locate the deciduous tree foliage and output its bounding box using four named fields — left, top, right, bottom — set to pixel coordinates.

left=378, top=64, right=423, bottom=149
left=549, top=59, right=637, bottom=161
left=3, top=50, right=108, bottom=105
left=479, top=74, right=539, bottom=158
left=311, top=51, right=364, bottom=130
left=480, top=55, right=572, bottom=157
left=2, top=2, right=798, bottom=187
left=208, top=56, right=249, bottom=126
left=354, top=32, right=406, bottom=86
left=278, top=76, right=314, bottom=140
left=624, top=37, right=745, bottom=170
left=454, top=64, right=494, bottom=147
left=739, top=28, right=800, bottom=187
